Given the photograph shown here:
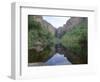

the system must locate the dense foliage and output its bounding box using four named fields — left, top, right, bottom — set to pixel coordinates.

left=61, top=20, right=87, bottom=63
left=28, top=16, right=88, bottom=64
left=28, top=15, right=55, bottom=63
